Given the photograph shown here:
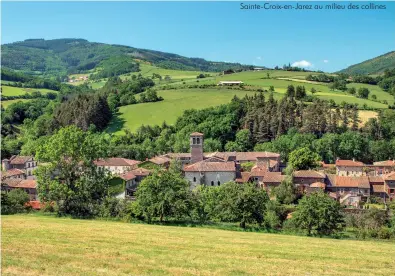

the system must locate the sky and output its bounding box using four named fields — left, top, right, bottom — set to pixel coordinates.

left=1, top=1, right=395, bottom=72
